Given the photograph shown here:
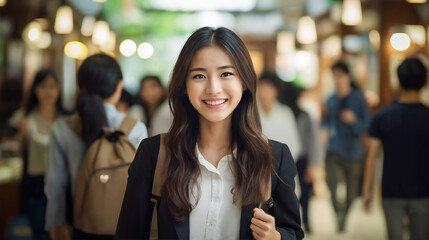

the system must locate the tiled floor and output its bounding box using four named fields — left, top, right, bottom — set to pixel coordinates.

left=301, top=164, right=387, bottom=240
